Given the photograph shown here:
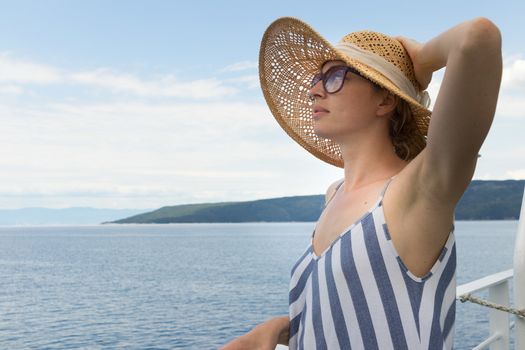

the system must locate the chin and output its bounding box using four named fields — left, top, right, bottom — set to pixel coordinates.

left=312, top=121, right=333, bottom=139
left=312, top=126, right=334, bottom=140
